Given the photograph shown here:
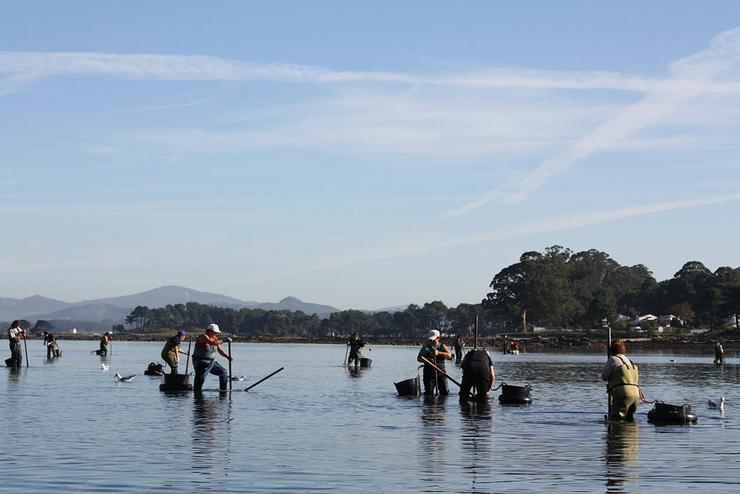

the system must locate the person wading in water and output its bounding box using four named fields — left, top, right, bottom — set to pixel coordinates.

left=601, top=339, right=645, bottom=421
left=161, top=329, right=189, bottom=374
left=192, top=324, right=232, bottom=392
left=346, top=333, right=366, bottom=366
left=417, top=330, right=452, bottom=396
